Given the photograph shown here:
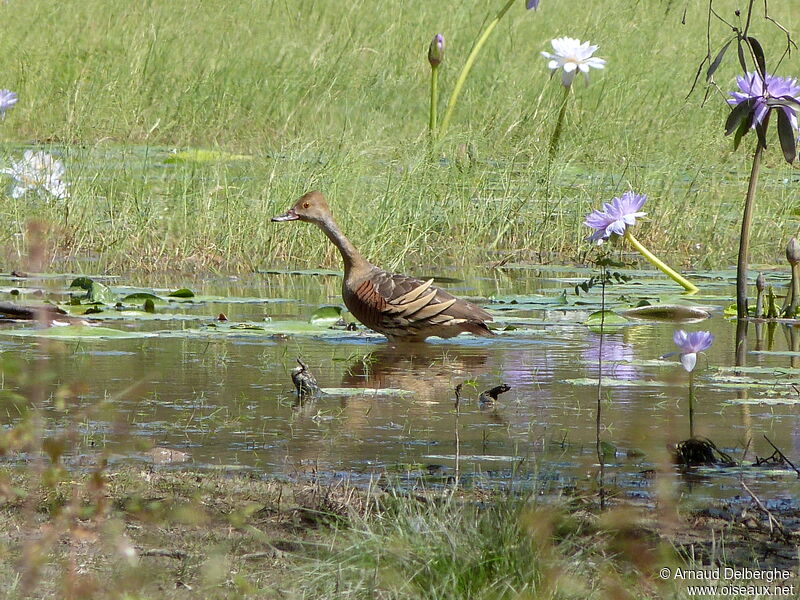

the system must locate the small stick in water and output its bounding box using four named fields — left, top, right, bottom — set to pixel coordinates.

left=755, top=272, right=765, bottom=318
